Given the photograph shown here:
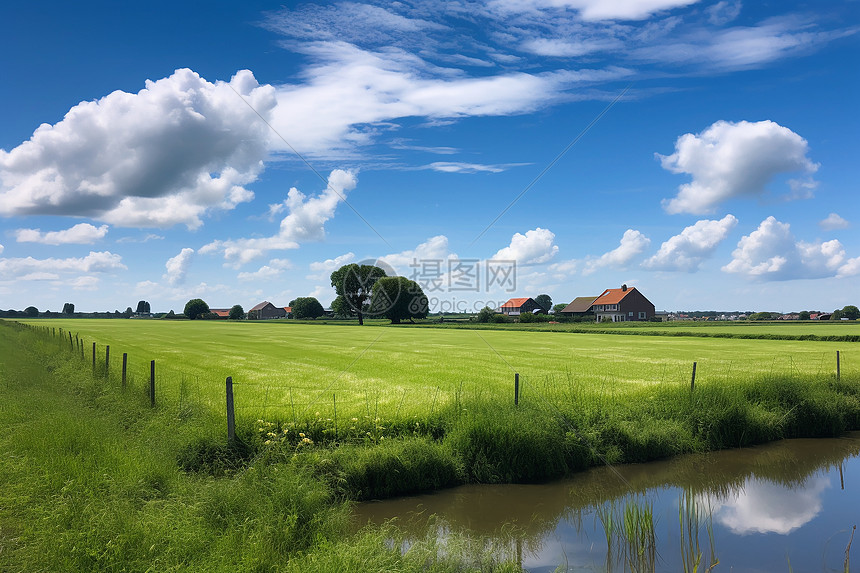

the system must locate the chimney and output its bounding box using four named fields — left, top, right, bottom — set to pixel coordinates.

left=621, top=284, right=628, bottom=291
